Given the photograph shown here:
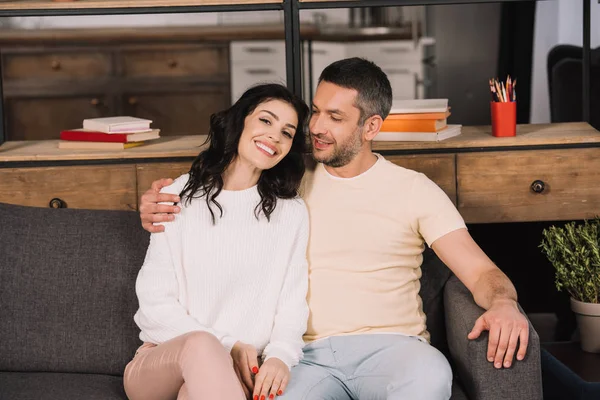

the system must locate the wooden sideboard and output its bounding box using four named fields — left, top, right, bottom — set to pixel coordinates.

left=1, top=122, right=599, bottom=224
